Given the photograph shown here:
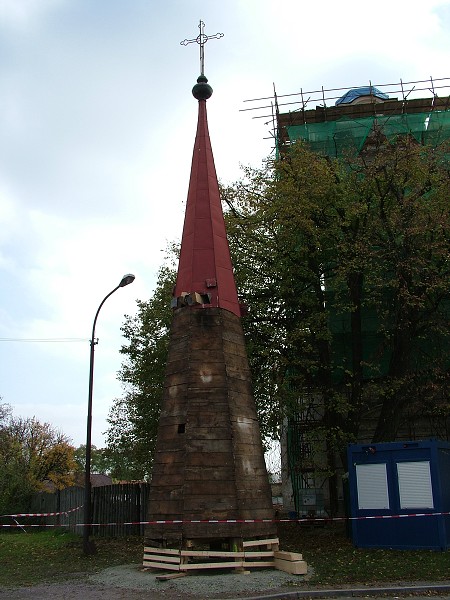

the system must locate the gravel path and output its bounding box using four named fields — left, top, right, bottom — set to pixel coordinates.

left=2, top=568, right=450, bottom=600
left=0, top=563, right=306, bottom=600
